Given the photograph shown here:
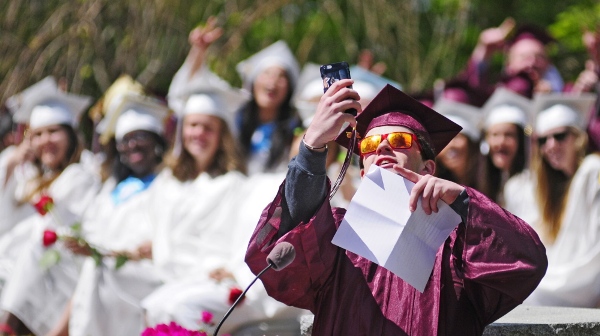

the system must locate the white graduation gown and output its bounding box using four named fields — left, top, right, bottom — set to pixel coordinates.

left=0, top=163, right=100, bottom=335
left=0, top=146, right=36, bottom=238
left=142, top=172, right=306, bottom=334
left=69, top=176, right=162, bottom=336
left=141, top=169, right=248, bottom=330
left=505, top=154, right=600, bottom=307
